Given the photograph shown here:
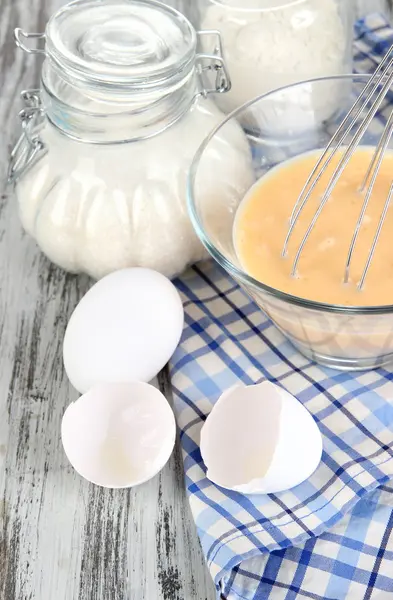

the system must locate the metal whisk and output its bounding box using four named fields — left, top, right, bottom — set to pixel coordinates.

left=282, top=47, right=393, bottom=291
